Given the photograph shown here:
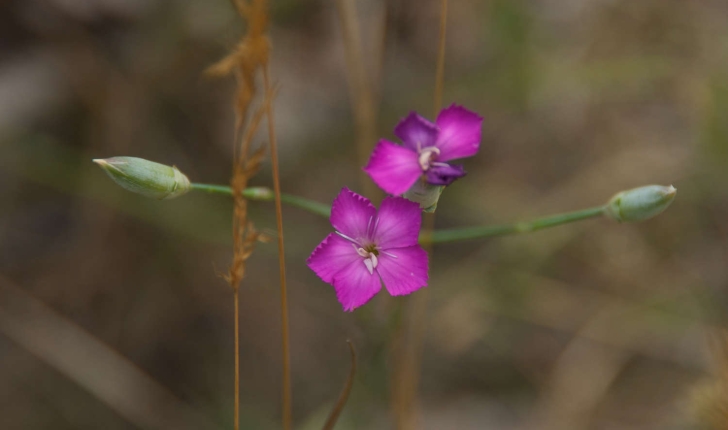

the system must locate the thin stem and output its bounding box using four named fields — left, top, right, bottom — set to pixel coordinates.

left=433, top=0, right=448, bottom=116
left=234, top=288, right=240, bottom=430
left=335, top=0, right=379, bottom=199
left=426, top=206, right=606, bottom=243
left=322, top=341, right=357, bottom=430
left=190, top=183, right=331, bottom=217
left=394, top=2, right=449, bottom=428
left=263, top=65, right=292, bottom=430
left=189, top=183, right=608, bottom=243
